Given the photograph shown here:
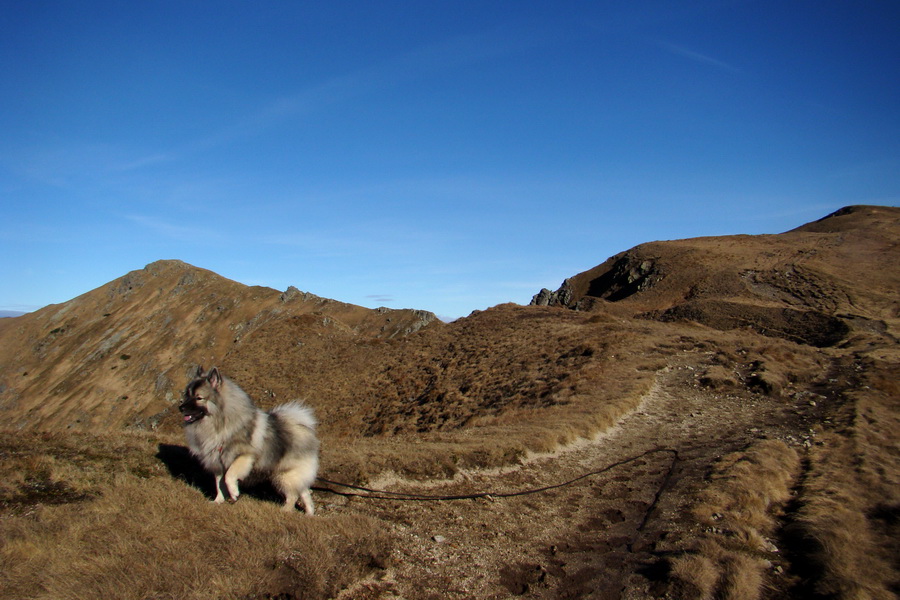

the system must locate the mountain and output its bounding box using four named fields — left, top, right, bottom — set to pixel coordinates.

left=532, top=205, right=899, bottom=347
left=1, top=207, right=897, bottom=600
left=0, top=311, right=27, bottom=318
left=0, top=259, right=438, bottom=431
